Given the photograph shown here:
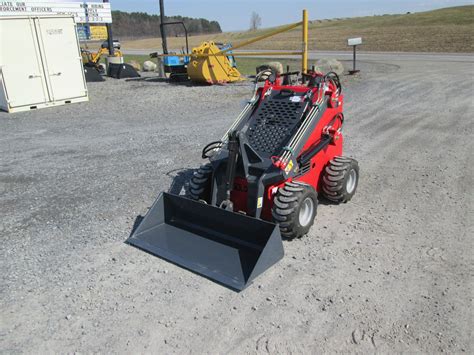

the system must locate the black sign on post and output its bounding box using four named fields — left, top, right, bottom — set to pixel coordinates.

left=348, top=37, right=362, bottom=75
